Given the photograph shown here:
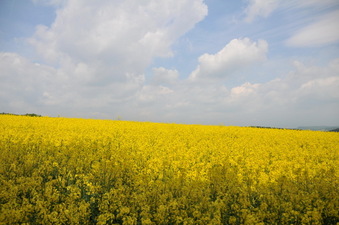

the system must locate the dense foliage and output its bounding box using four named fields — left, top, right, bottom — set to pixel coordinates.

left=0, top=115, right=338, bottom=224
